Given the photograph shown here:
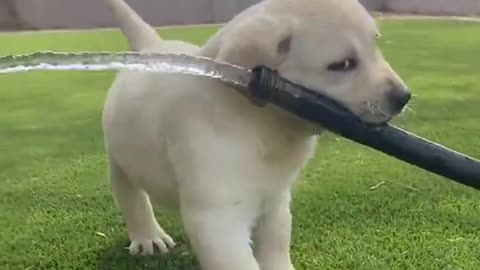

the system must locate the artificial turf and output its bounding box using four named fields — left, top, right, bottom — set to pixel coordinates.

left=0, top=20, right=479, bottom=270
